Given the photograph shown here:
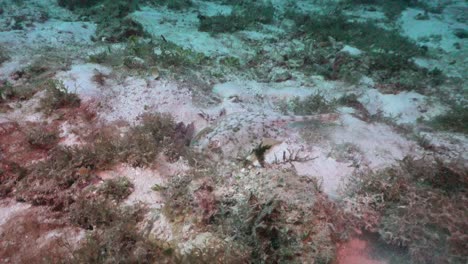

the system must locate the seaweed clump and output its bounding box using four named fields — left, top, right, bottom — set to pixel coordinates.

left=57, top=0, right=102, bottom=9
left=59, top=0, right=145, bottom=42
left=346, top=156, right=468, bottom=263
left=89, top=37, right=208, bottom=75
left=38, top=80, right=81, bottom=115
left=198, top=0, right=275, bottom=33
left=427, top=104, right=468, bottom=134
left=26, top=126, right=60, bottom=150
left=159, top=166, right=348, bottom=263
left=0, top=112, right=192, bottom=262
left=0, top=80, right=14, bottom=102
left=39, top=80, right=81, bottom=114
left=68, top=184, right=178, bottom=263
left=289, top=10, right=423, bottom=59
left=0, top=45, right=9, bottom=65
left=142, top=0, right=193, bottom=10
left=281, top=93, right=337, bottom=115
left=282, top=9, right=444, bottom=92
left=340, top=0, right=445, bottom=20
left=94, top=0, right=144, bottom=42
left=98, top=177, right=134, bottom=202
left=12, top=112, right=193, bottom=208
